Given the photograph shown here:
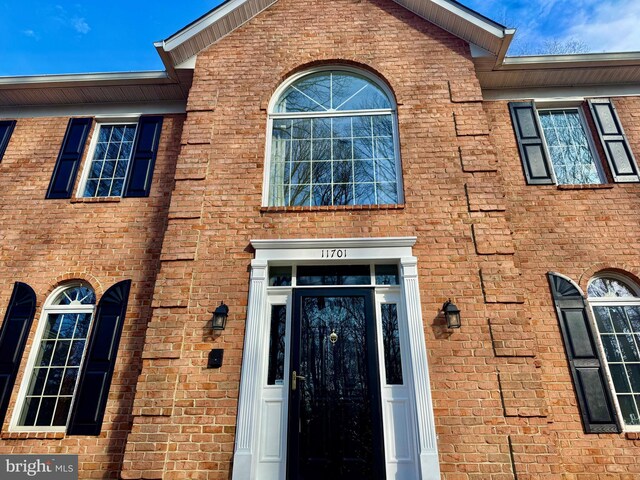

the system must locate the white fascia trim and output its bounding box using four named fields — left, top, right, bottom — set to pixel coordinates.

left=251, top=237, right=417, bottom=251
left=0, top=101, right=186, bottom=119
left=162, top=0, right=256, bottom=52
left=495, top=29, right=515, bottom=67
left=483, top=84, right=640, bottom=101
left=423, top=0, right=507, bottom=38
left=501, top=51, right=640, bottom=70
left=0, top=71, right=173, bottom=89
